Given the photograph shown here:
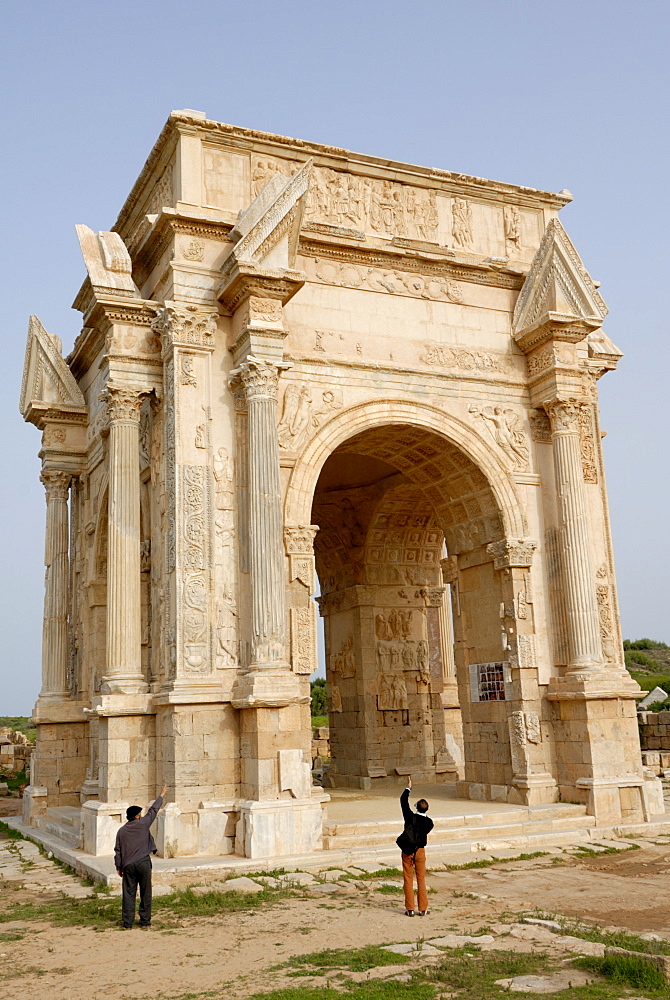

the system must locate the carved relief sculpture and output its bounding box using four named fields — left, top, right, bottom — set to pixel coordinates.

left=469, top=404, right=530, bottom=470
left=452, top=197, right=474, bottom=250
